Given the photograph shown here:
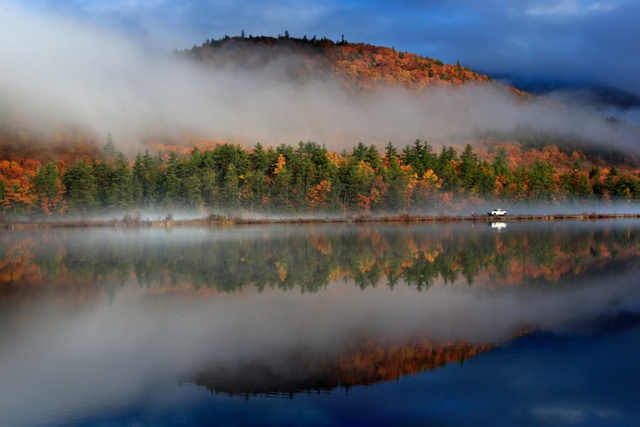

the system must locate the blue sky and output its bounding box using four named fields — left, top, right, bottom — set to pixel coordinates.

left=14, top=0, right=640, bottom=98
